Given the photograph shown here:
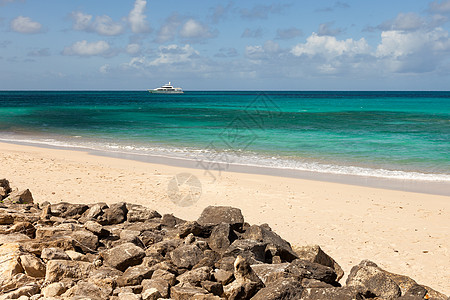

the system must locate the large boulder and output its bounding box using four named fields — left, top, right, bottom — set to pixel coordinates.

left=252, top=276, right=303, bottom=300
left=50, top=202, right=89, bottom=218
left=71, top=229, right=99, bottom=253
left=126, top=204, right=161, bottom=222
left=102, top=242, right=145, bottom=271
left=293, top=245, right=344, bottom=281
left=170, top=244, right=204, bottom=269
left=286, top=259, right=338, bottom=285
left=19, top=254, right=46, bottom=278
left=223, top=239, right=267, bottom=264
left=45, top=259, right=93, bottom=282
left=197, top=206, right=244, bottom=230
left=300, top=286, right=366, bottom=299
left=0, top=243, right=24, bottom=291
left=243, top=224, right=298, bottom=262
left=346, top=260, right=401, bottom=299
left=250, top=263, right=290, bottom=285
left=98, top=202, right=128, bottom=225
left=177, top=266, right=212, bottom=286
left=142, top=278, right=170, bottom=298
left=117, top=264, right=153, bottom=286
left=3, top=189, right=34, bottom=204
left=223, top=255, right=264, bottom=299
left=208, top=222, right=237, bottom=253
